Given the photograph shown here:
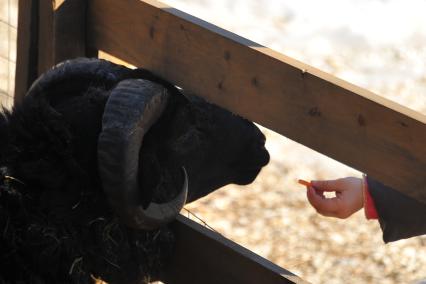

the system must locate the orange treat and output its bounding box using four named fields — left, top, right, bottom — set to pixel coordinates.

left=298, top=179, right=311, bottom=187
